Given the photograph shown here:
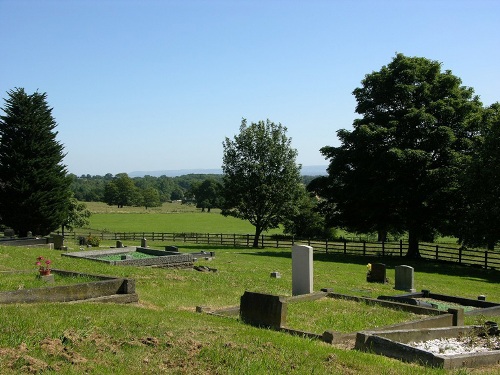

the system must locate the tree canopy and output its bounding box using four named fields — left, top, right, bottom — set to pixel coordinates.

left=222, top=119, right=302, bottom=247
left=320, top=54, right=484, bottom=257
left=0, top=88, right=72, bottom=236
